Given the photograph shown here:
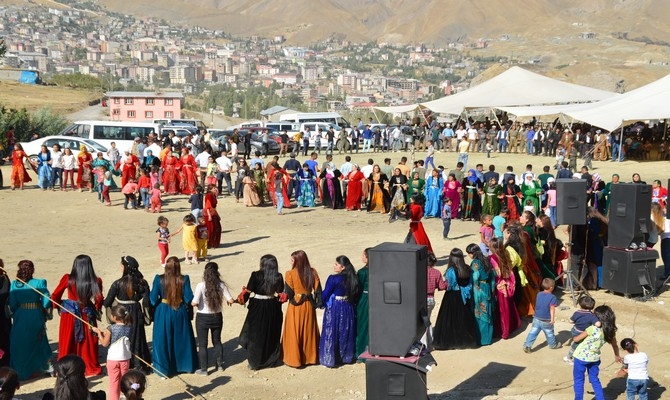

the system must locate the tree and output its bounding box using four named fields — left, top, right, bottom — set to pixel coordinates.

left=0, top=37, right=6, bottom=59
